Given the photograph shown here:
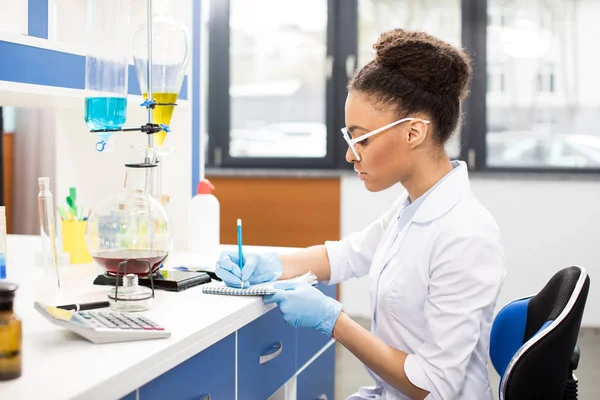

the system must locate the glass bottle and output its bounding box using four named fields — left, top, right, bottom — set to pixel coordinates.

left=36, top=177, right=62, bottom=306
left=108, top=274, right=152, bottom=312
left=0, top=282, right=21, bottom=381
left=85, top=146, right=172, bottom=276
left=84, top=0, right=132, bottom=152
left=0, top=206, right=7, bottom=279
left=132, top=0, right=190, bottom=147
